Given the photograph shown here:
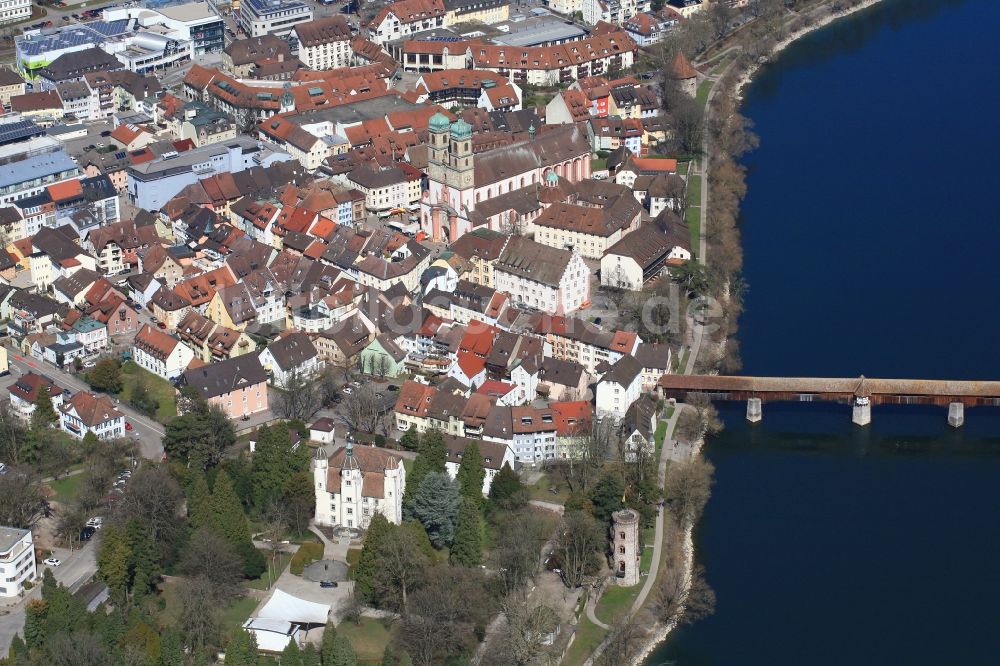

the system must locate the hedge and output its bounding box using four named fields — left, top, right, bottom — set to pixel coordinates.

left=289, top=542, right=325, bottom=575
